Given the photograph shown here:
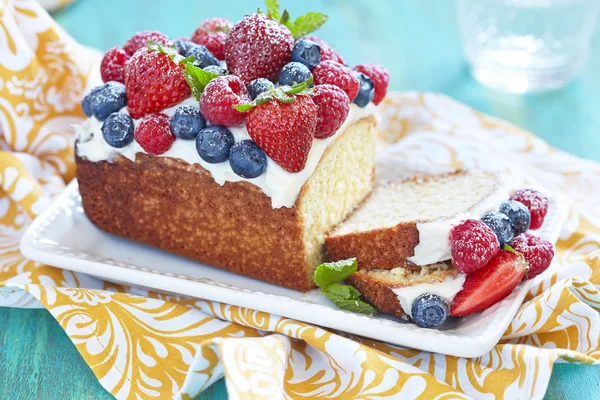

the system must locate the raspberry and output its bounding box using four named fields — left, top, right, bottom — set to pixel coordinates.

left=353, top=64, right=390, bottom=105
left=123, top=31, right=171, bottom=56
left=450, top=219, right=500, bottom=274
left=191, top=18, right=233, bottom=60
left=510, top=189, right=549, bottom=230
left=134, top=113, right=175, bottom=155
left=246, top=95, right=317, bottom=173
left=225, top=14, right=294, bottom=84
left=511, top=233, right=554, bottom=279
left=313, top=61, right=360, bottom=102
left=123, top=48, right=191, bottom=119
left=312, top=84, right=350, bottom=139
left=100, top=47, right=130, bottom=83
left=200, top=75, right=250, bottom=126
left=304, top=35, right=345, bottom=64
